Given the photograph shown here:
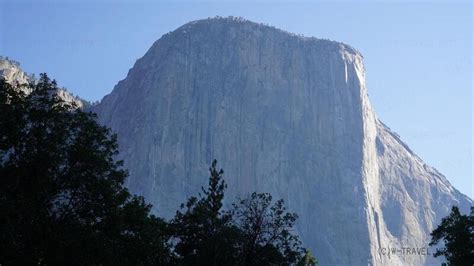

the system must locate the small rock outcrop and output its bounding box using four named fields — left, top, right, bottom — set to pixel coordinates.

left=0, top=56, right=87, bottom=109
